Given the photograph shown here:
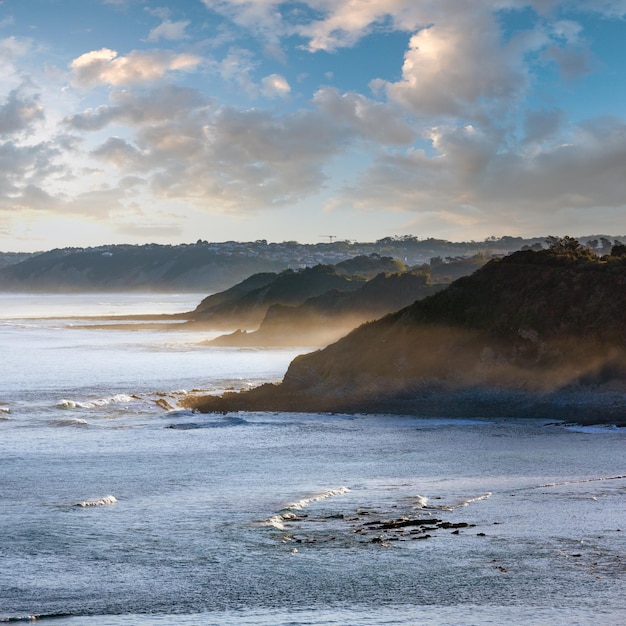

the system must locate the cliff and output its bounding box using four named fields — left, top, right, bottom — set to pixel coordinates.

left=192, top=241, right=626, bottom=424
